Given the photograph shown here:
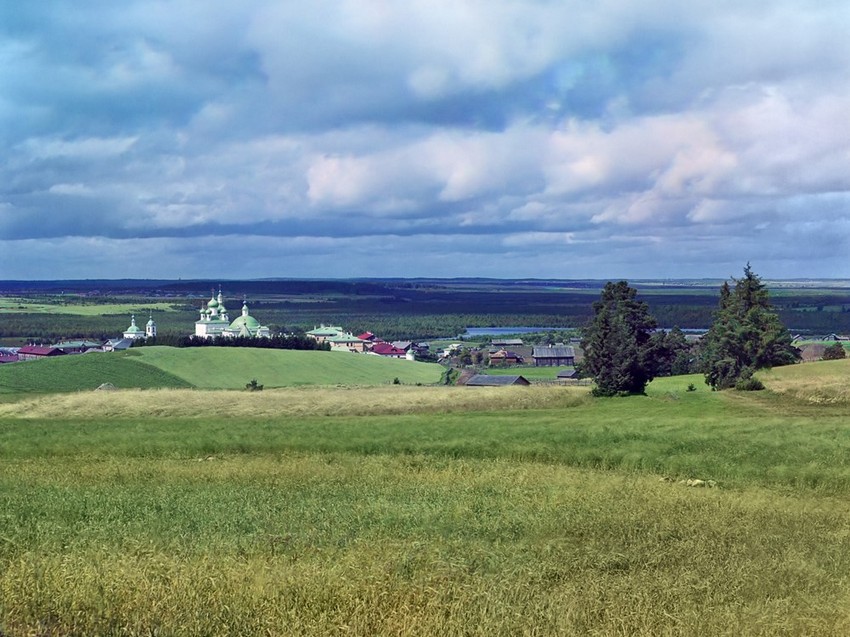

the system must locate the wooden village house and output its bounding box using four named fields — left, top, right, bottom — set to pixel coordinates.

left=532, top=345, right=575, bottom=367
